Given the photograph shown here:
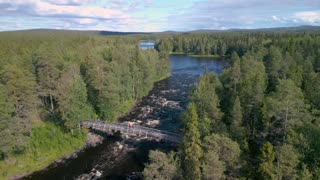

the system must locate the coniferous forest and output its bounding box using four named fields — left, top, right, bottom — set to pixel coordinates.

left=1, top=29, right=320, bottom=179
left=2, top=1, right=320, bottom=179
left=144, top=31, right=320, bottom=179
left=0, top=31, right=169, bottom=177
